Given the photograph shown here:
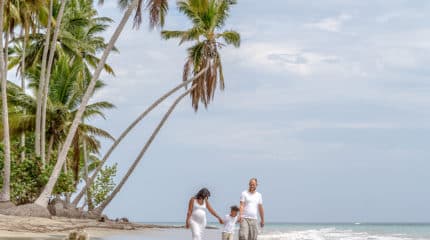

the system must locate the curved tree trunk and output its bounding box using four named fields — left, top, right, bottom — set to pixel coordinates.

left=34, top=0, right=140, bottom=208
left=71, top=66, right=209, bottom=206
left=72, top=134, right=80, bottom=187
left=82, top=135, right=94, bottom=210
left=41, top=0, right=68, bottom=165
left=0, top=19, right=11, bottom=202
left=91, top=88, right=193, bottom=214
left=35, top=0, right=53, bottom=157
